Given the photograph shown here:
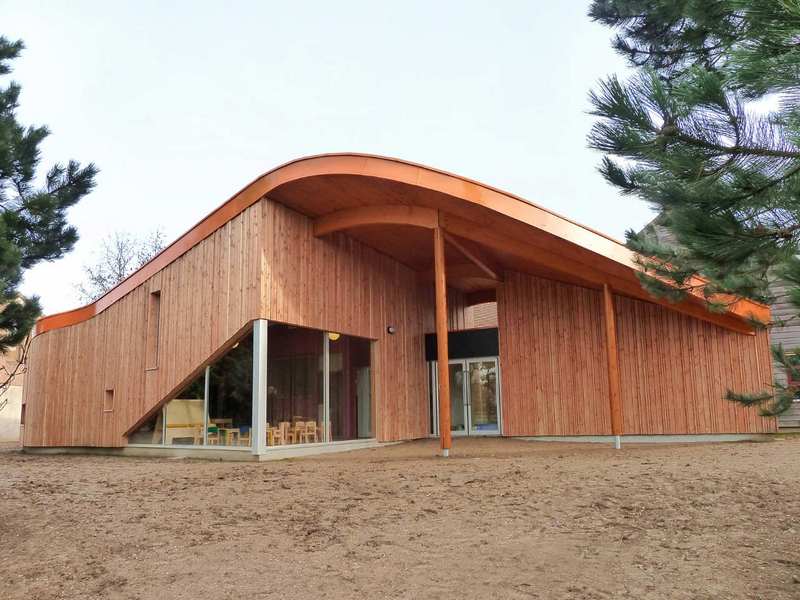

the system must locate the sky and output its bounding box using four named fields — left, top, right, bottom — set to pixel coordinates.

left=4, top=1, right=655, bottom=314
